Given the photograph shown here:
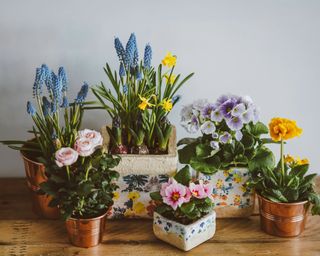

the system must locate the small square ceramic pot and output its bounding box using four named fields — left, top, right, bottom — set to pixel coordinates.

left=153, top=211, right=216, bottom=251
